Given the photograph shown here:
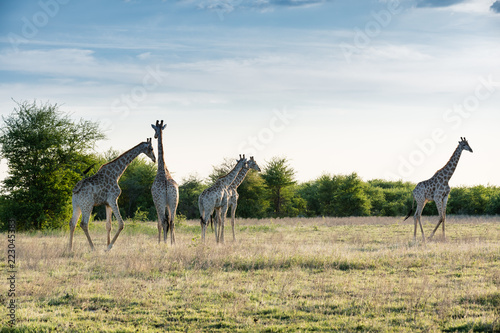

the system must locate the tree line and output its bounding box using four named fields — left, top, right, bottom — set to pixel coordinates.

left=1, top=101, right=499, bottom=231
